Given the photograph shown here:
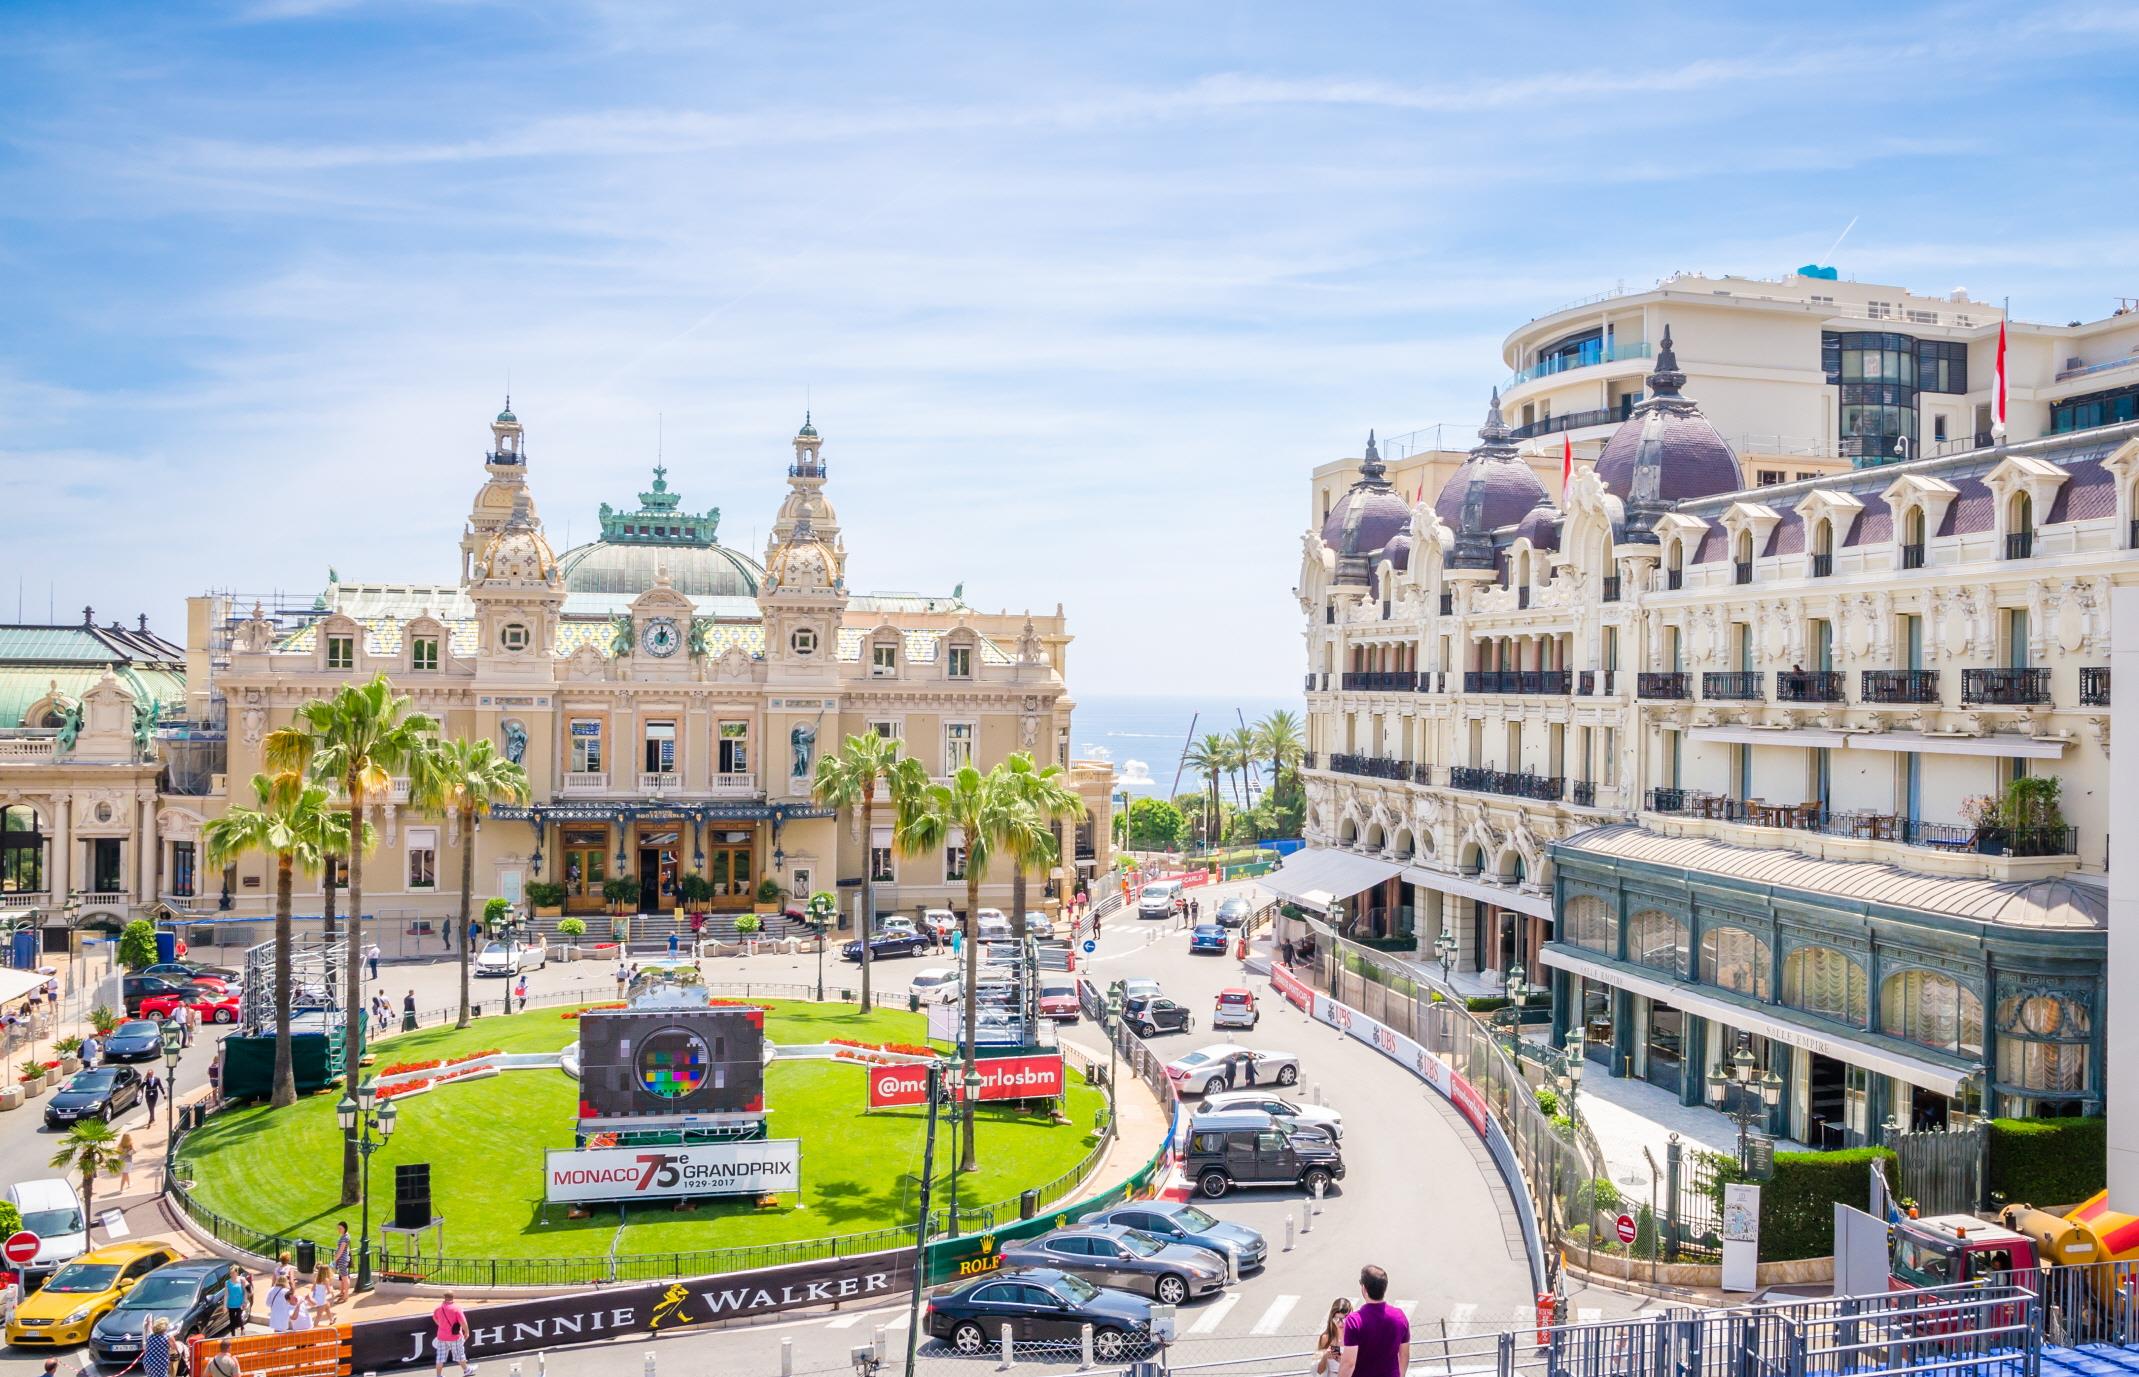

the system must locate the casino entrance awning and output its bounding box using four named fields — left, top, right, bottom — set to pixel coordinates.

left=1262, top=848, right=1402, bottom=913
